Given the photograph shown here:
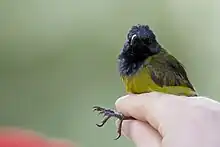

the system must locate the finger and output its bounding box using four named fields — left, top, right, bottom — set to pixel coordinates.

left=115, top=92, right=188, bottom=134
left=121, top=120, right=162, bottom=147
left=188, top=96, right=220, bottom=111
